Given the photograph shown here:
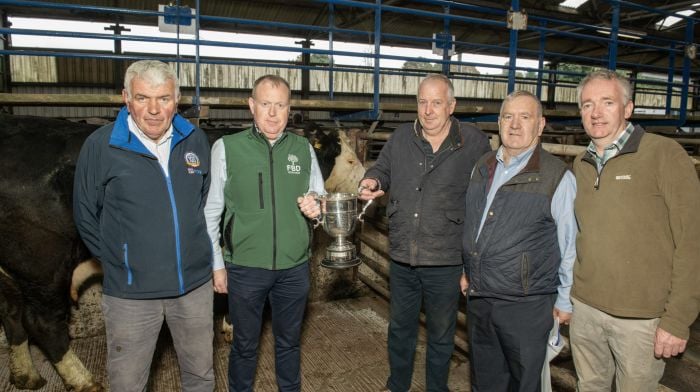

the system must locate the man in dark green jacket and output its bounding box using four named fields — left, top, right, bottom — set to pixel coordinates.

left=204, top=75, right=324, bottom=392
